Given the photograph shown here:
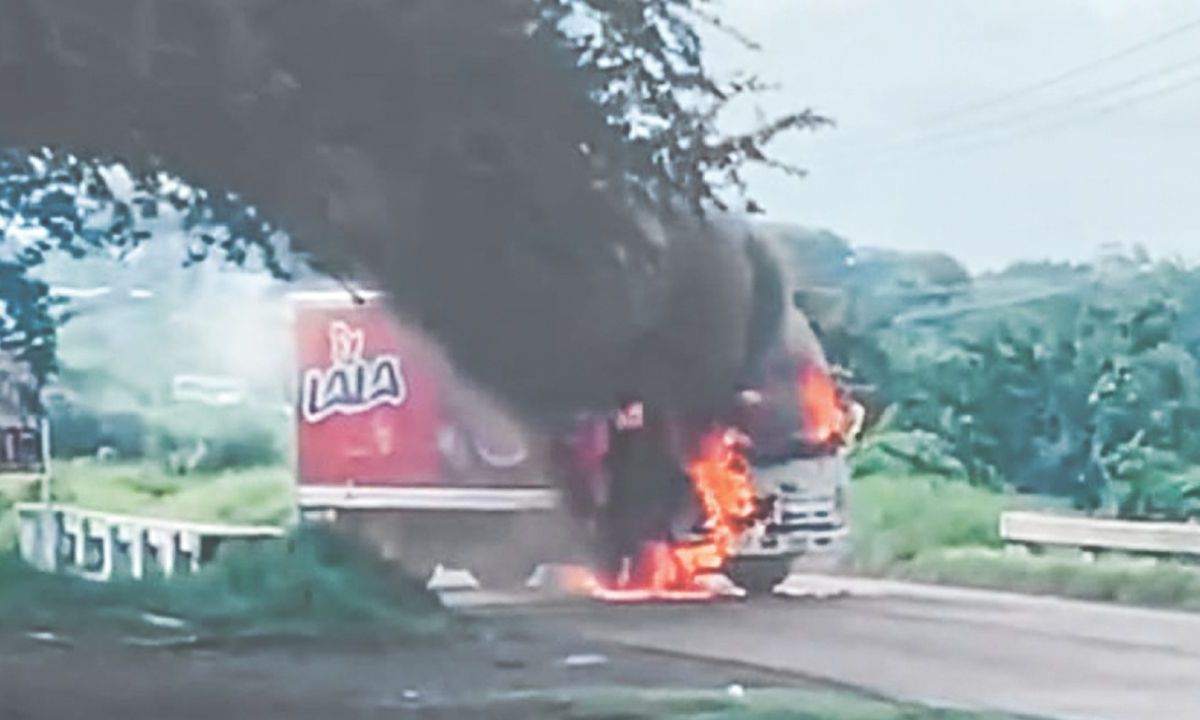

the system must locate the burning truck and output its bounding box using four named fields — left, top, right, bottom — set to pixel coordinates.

left=557, top=287, right=861, bottom=597
left=290, top=254, right=859, bottom=597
